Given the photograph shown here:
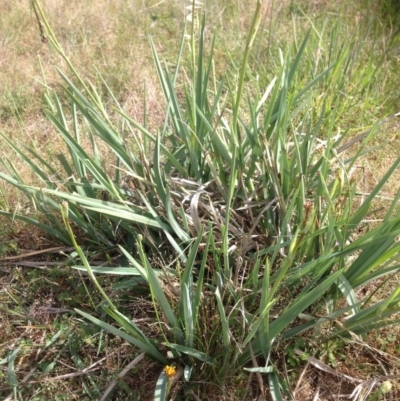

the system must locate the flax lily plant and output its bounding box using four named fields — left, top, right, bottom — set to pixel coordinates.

left=1, top=0, right=400, bottom=399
